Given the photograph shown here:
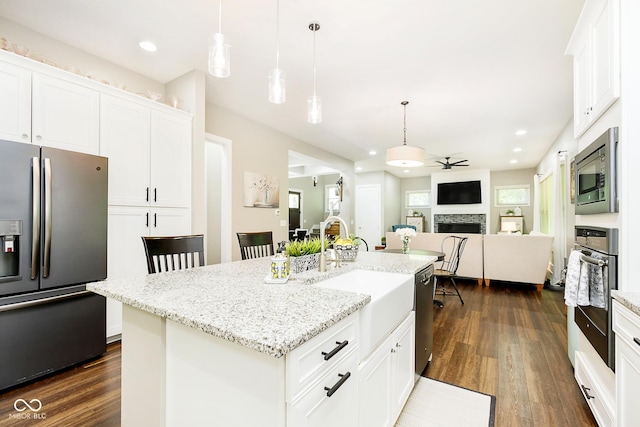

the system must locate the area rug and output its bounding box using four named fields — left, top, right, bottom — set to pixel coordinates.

left=395, top=377, right=496, bottom=427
